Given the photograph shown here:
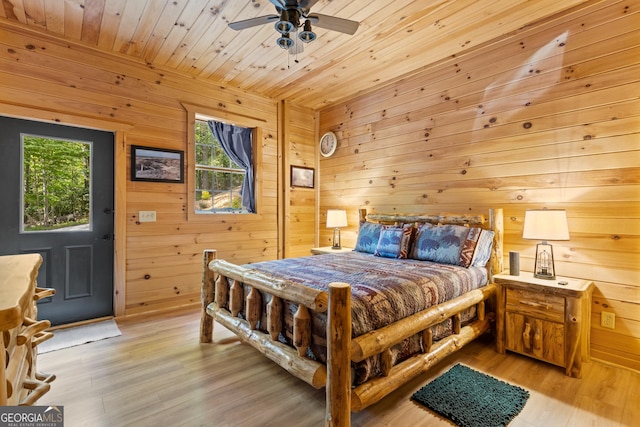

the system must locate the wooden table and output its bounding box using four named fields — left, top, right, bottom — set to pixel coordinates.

left=494, top=271, right=593, bottom=378
left=310, top=247, right=354, bottom=255
left=0, top=254, right=56, bottom=405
